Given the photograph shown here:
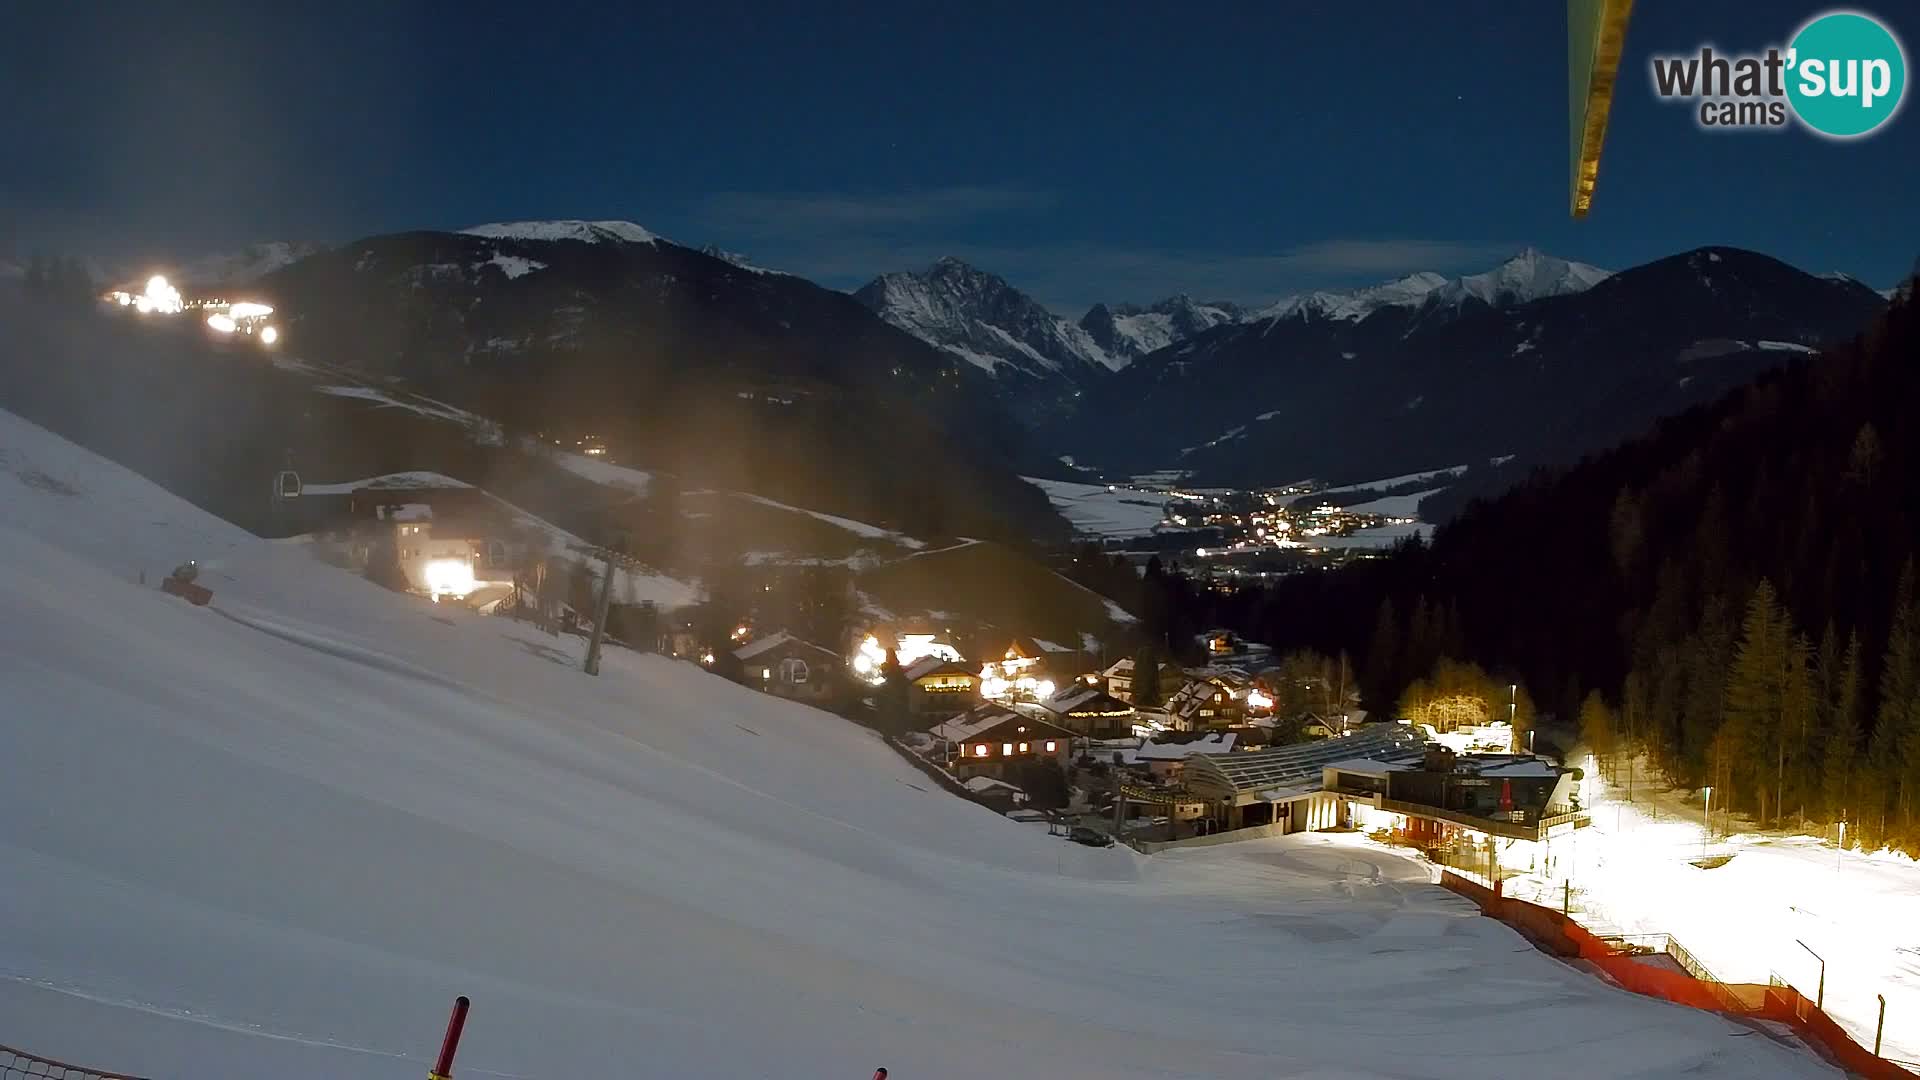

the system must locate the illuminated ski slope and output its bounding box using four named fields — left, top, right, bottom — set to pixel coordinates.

left=0, top=408, right=1835, bottom=1079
